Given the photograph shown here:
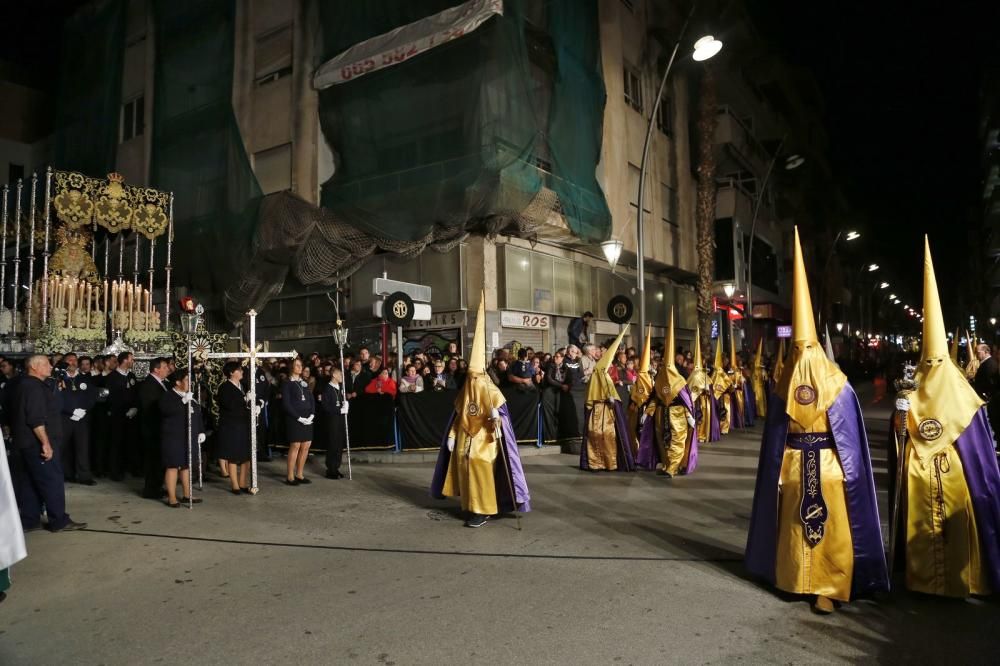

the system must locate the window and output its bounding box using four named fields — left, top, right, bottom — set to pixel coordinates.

left=660, top=182, right=678, bottom=226
left=656, top=96, right=673, bottom=135
left=745, top=234, right=779, bottom=294
left=628, top=163, right=652, bottom=213
left=254, top=143, right=292, bottom=194
left=120, top=95, right=144, bottom=143
left=8, top=163, right=24, bottom=184
left=714, top=218, right=735, bottom=281
left=255, top=25, right=292, bottom=86
left=623, top=66, right=642, bottom=113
